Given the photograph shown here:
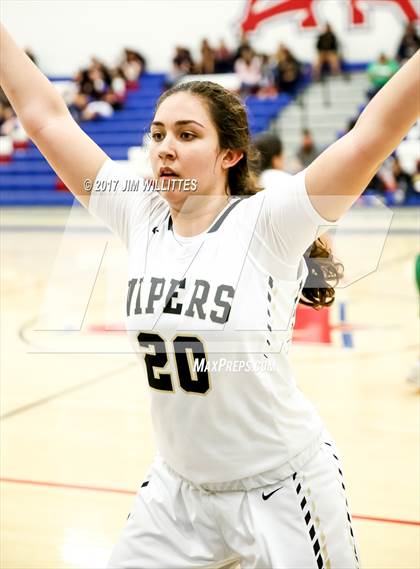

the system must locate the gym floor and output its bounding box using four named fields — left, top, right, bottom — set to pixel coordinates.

left=1, top=204, right=419, bottom=568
